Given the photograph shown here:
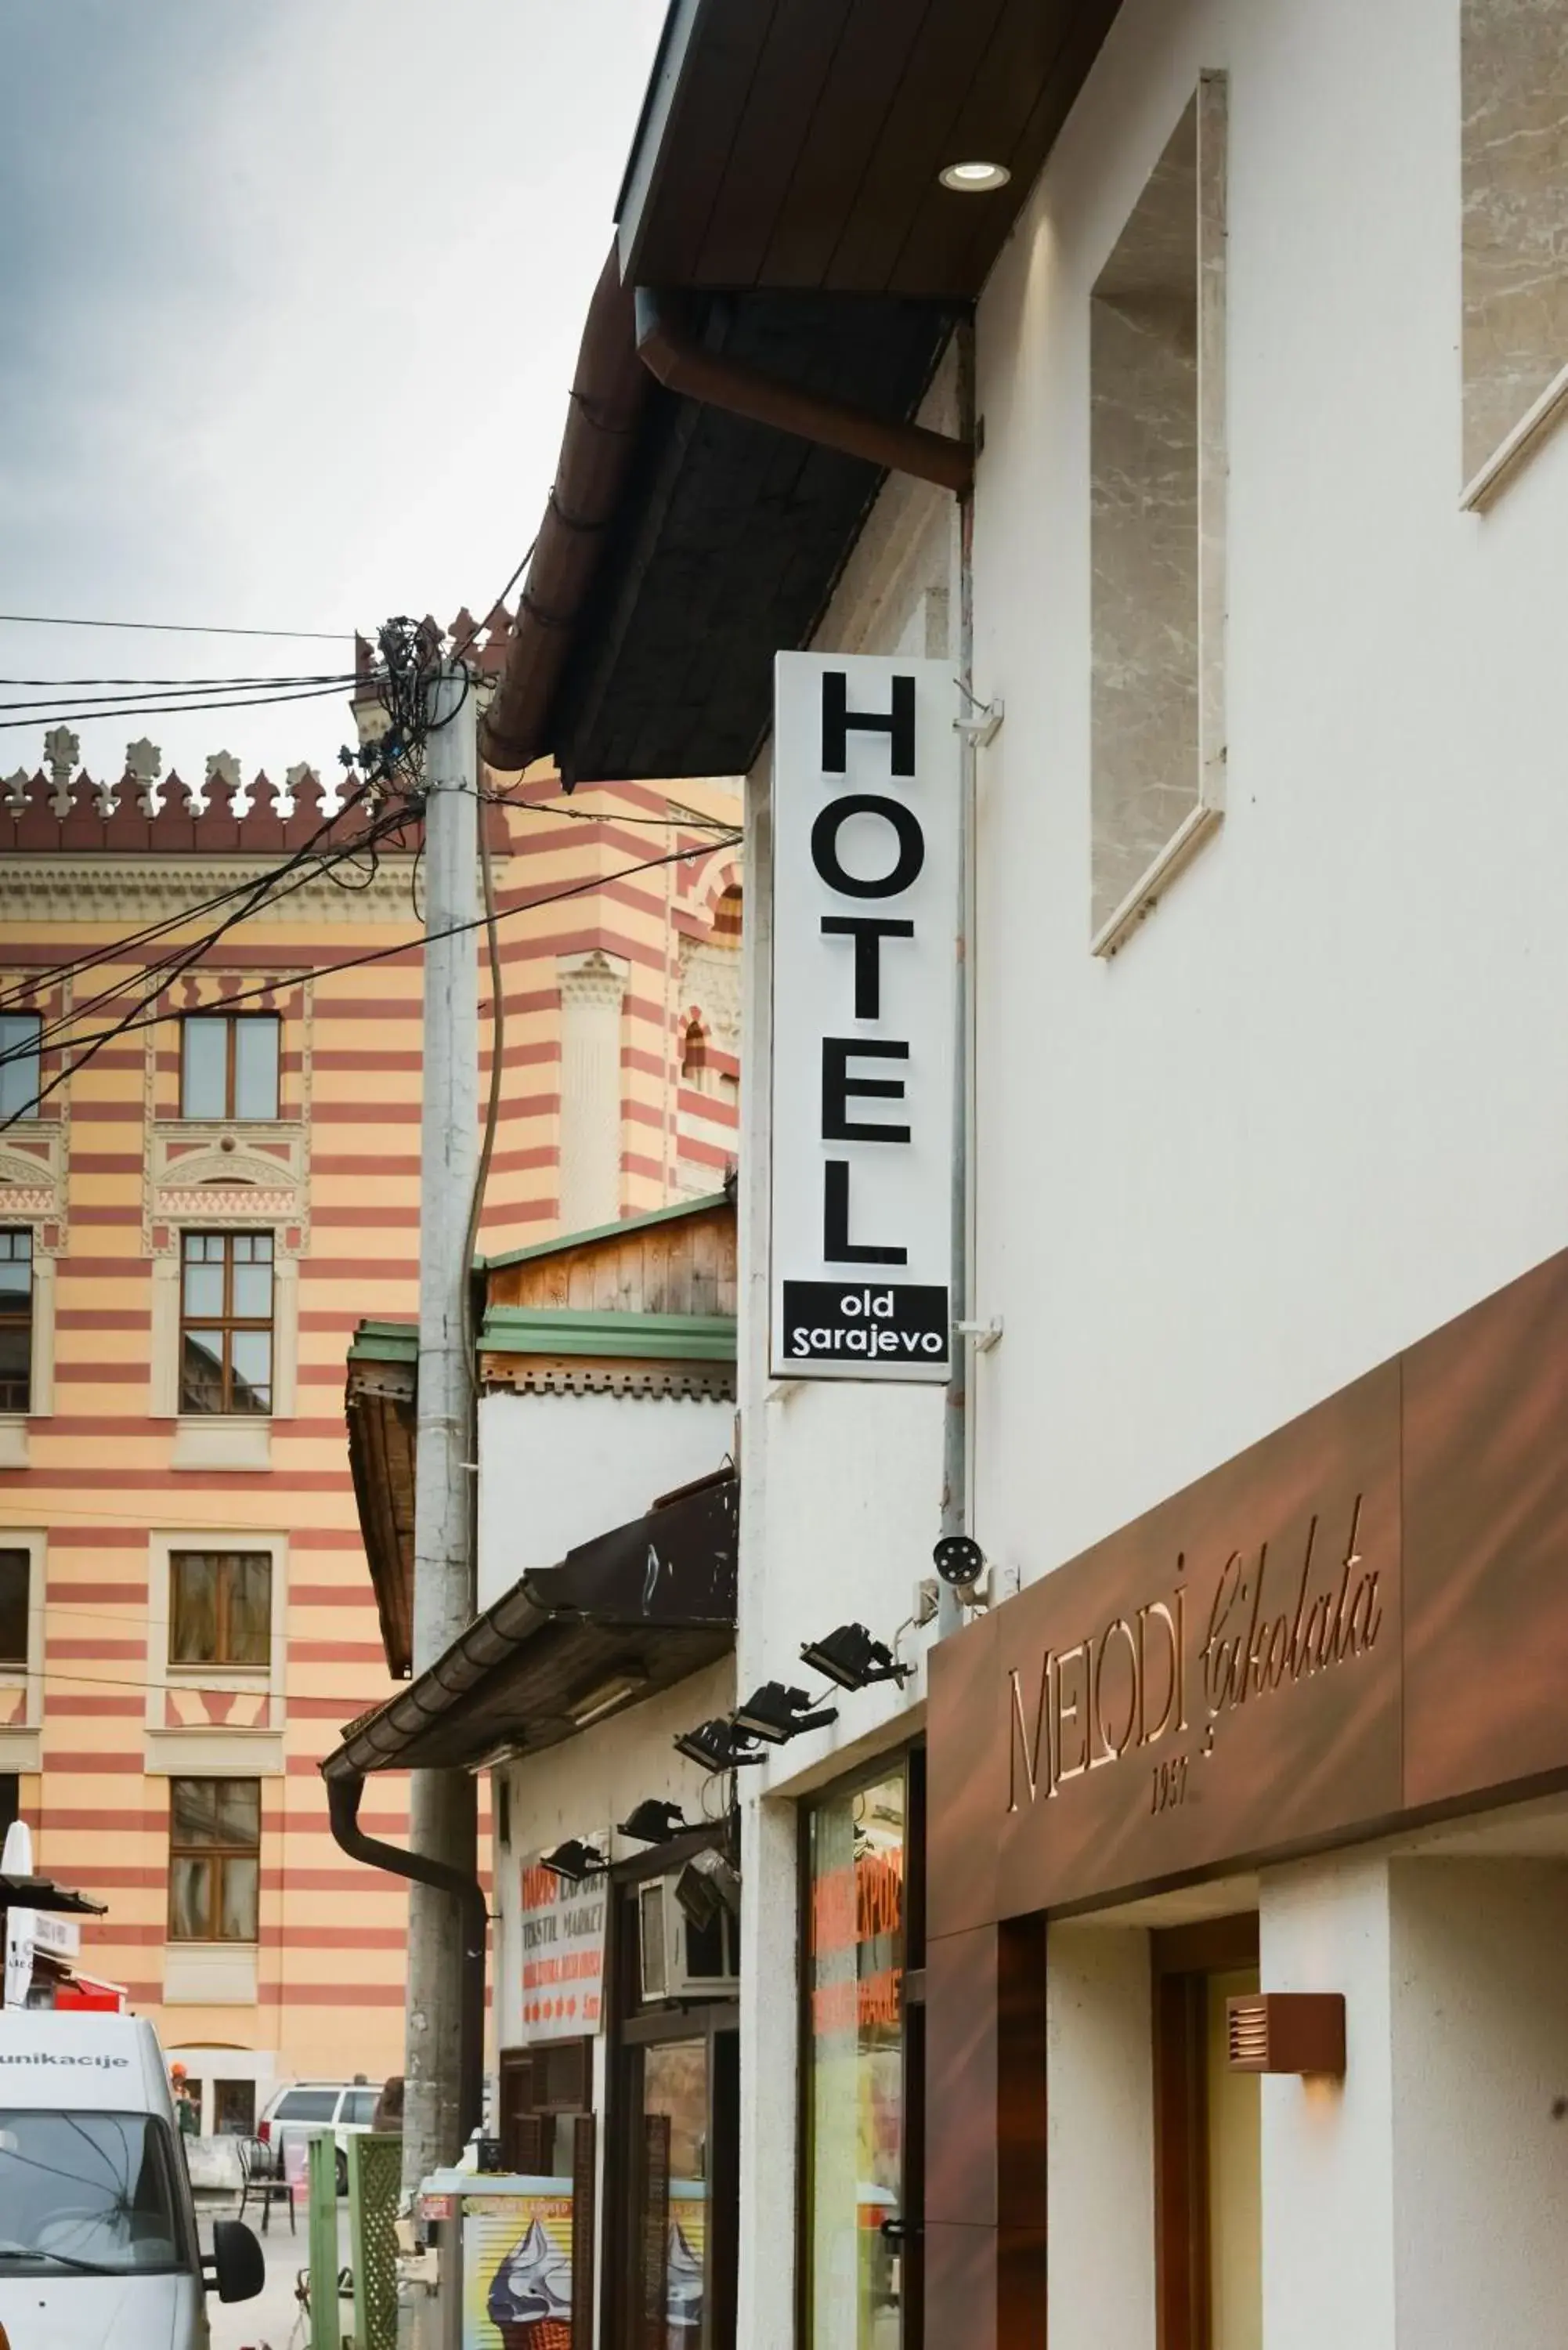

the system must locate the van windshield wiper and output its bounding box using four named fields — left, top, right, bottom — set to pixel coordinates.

left=0, top=2247, right=120, bottom=2275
